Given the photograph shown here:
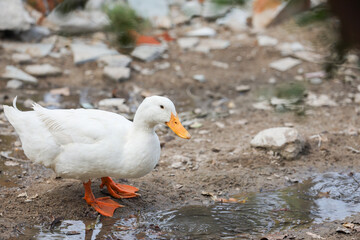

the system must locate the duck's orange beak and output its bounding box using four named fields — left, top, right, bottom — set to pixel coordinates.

left=166, top=113, right=191, bottom=139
